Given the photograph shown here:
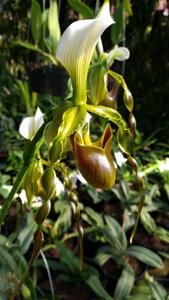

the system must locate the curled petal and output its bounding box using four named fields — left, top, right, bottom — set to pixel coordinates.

left=107, top=47, right=130, bottom=67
